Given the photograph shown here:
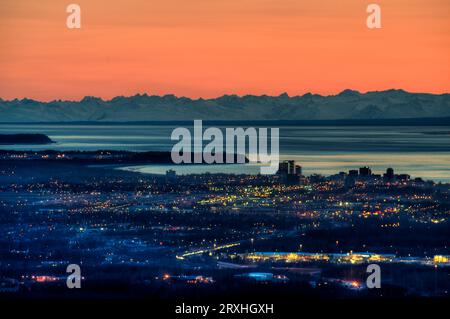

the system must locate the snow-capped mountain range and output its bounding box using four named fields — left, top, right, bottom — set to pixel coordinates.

left=0, top=89, right=449, bottom=122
